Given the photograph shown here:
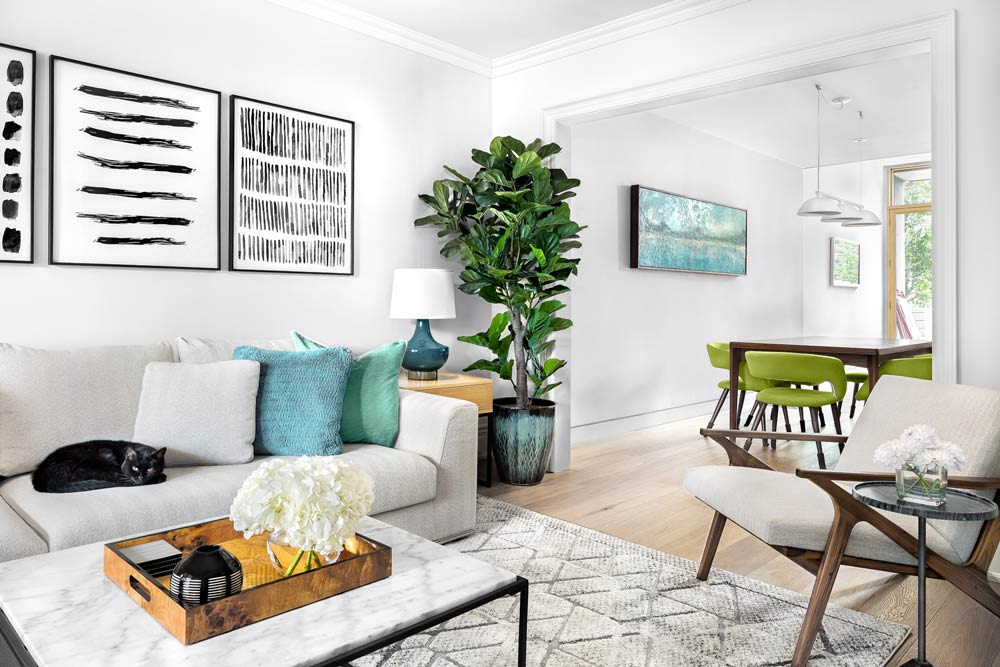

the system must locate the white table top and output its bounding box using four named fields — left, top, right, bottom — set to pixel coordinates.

left=0, top=518, right=517, bottom=666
